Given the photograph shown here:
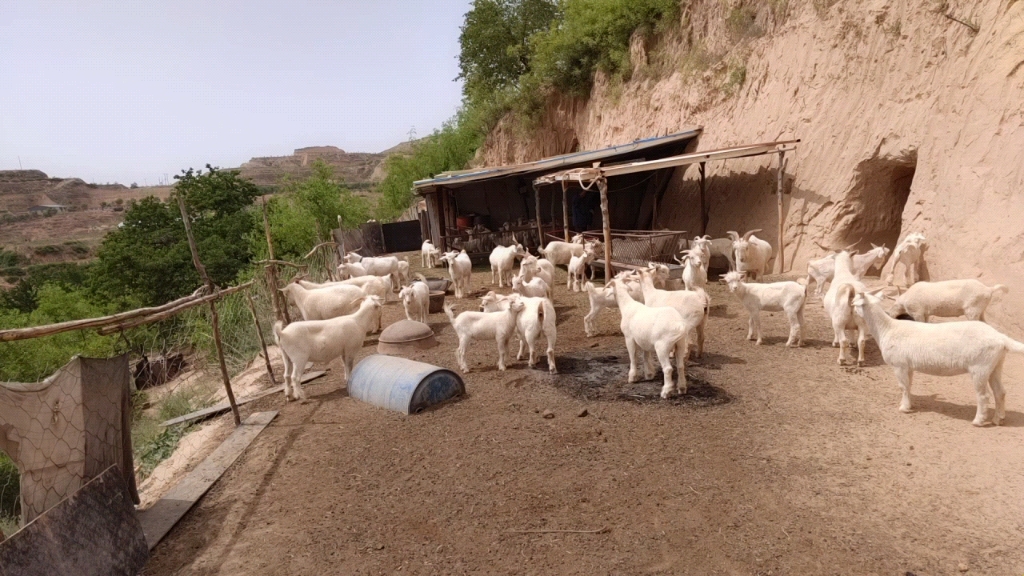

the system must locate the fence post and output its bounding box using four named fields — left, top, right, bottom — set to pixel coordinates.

left=262, top=198, right=290, bottom=325
left=561, top=180, right=570, bottom=241
left=597, top=176, right=613, bottom=282
left=245, top=292, right=276, bottom=387
left=177, top=194, right=241, bottom=426
left=776, top=151, right=788, bottom=274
